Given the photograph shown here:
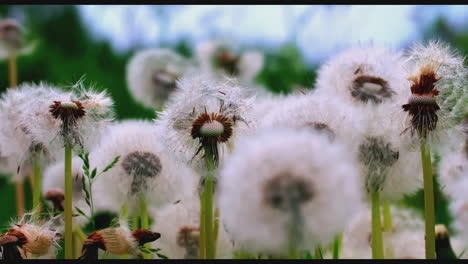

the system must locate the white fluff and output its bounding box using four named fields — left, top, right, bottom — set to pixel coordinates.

left=341, top=206, right=425, bottom=259
left=126, top=48, right=193, bottom=109
left=218, top=128, right=362, bottom=255
left=155, top=74, right=255, bottom=172
left=150, top=198, right=234, bottom=259
left=91, top=120, right=198, bottom=216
